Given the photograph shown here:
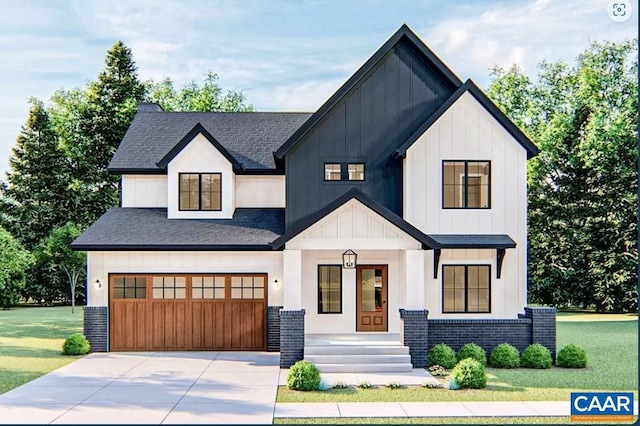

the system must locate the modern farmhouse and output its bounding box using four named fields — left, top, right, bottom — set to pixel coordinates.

left=73, top=24, right=556, bottom=371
